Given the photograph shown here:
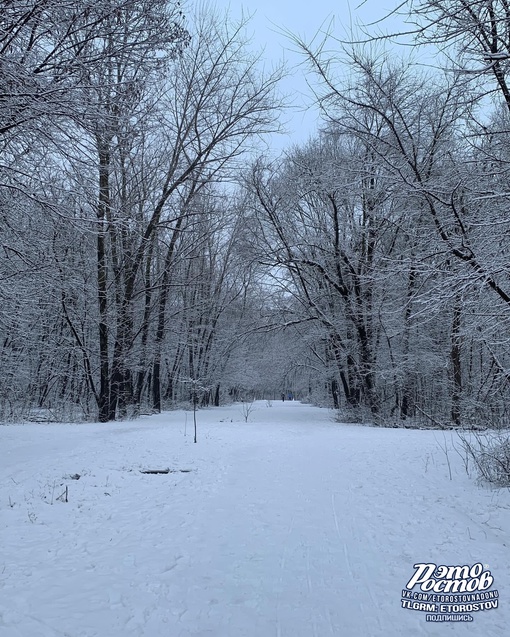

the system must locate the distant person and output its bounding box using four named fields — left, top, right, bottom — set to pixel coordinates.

left=281, top=393, right=285, bottom=402
left=288, top=392, right=293, bottom=401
